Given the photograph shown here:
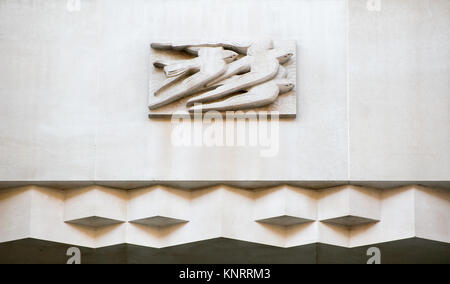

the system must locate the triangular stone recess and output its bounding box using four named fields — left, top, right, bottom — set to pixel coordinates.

left=320, top=215, right=379, bottom=227
left=65, top=216, right=124, bottom=228
left=256, top=215, right=314, bottom=226
left=129, top=216, right=188, bottom=227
